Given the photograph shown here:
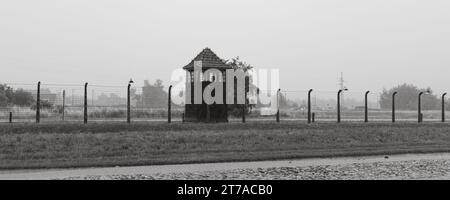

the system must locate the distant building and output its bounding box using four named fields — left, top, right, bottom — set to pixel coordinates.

left=27, top=88, right=58, bottom=105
